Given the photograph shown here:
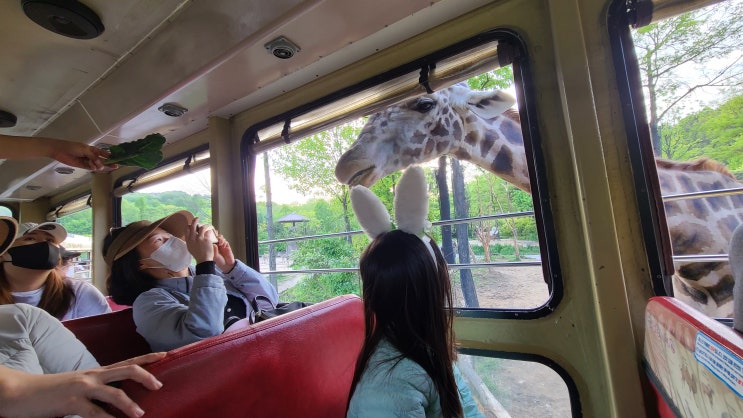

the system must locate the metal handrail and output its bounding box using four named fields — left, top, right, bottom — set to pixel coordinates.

left=260, top=211, right=535, bottom=245
left=263, top=261, right=542, bottom=275
left=260, top=186, right=743, bottom=277
left=661, top=186, right=743, bottom=202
